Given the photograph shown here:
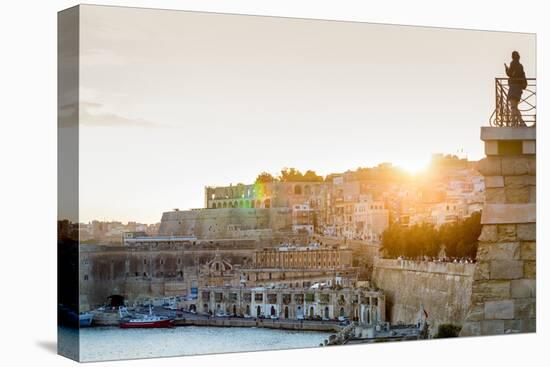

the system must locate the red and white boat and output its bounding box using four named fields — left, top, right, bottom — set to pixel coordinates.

left=119, top=306, right=174, bottom=329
